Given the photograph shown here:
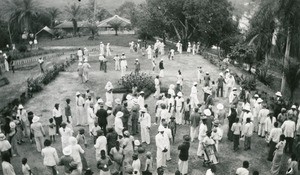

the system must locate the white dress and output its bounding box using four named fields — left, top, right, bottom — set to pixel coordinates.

left=59, top=127, right=73, bottom=149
